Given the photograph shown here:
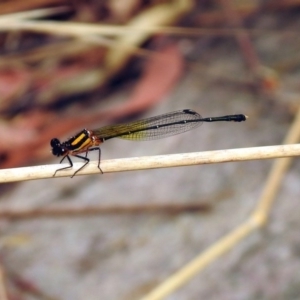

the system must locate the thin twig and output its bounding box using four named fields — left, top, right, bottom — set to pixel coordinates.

left=0, top=20, right=295, bottom=37
left=0, top=203, right=211, bottom=220
left=0, top=144, right=300, bottom=183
